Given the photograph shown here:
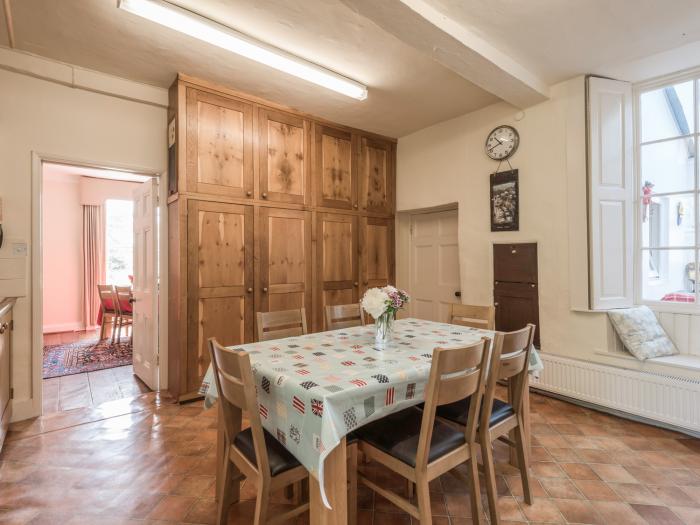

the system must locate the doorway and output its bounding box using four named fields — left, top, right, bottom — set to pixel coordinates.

left=40, top=162, right=159, bottom=413
left=408, top=208, right=460, bottom=322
